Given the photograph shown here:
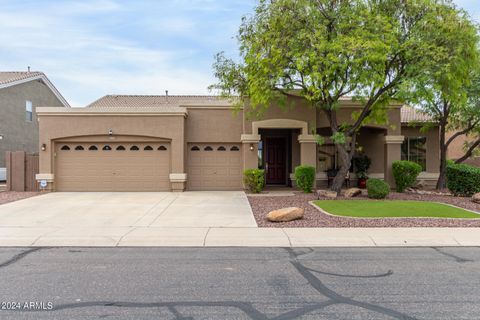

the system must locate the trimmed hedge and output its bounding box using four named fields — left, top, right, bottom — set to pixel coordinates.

left=446, top=163, right=480, bottom=197
left=392, top=160, right=422, bottom=192
left=243, top=169, right=265, bottom=193
left=366, top=178, right=390, bottom=199
left=294, top=165, right=316, bottom=193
